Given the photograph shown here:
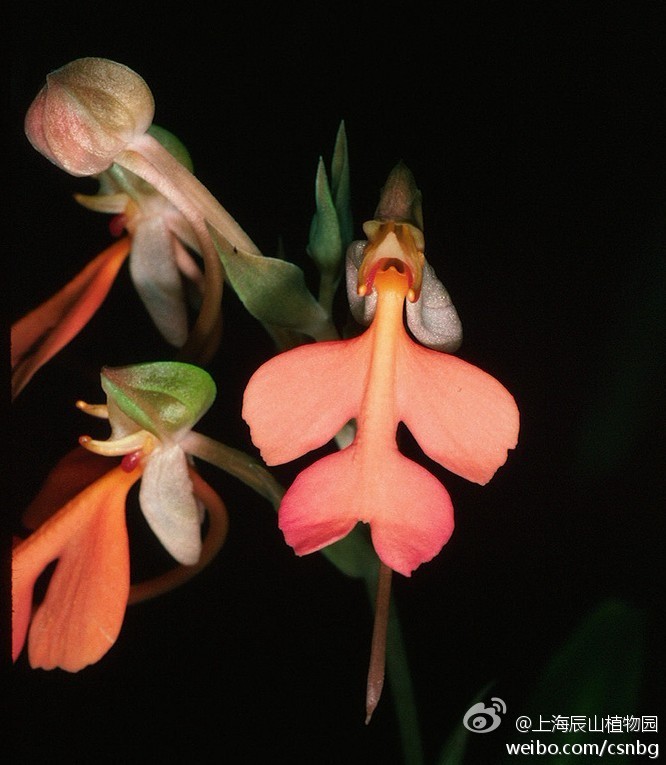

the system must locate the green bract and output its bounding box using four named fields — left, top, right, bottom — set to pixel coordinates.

left=209, top=225, right=330, bottom=338
left=307, top=121, right=352, bottom=277
left=147, top=124, right=193, bottom=172
left=307, top=158, right=343, bottom=275
left=329, top=121, right=353, bottom=248
left=101, top=362, right=216, bottom=441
